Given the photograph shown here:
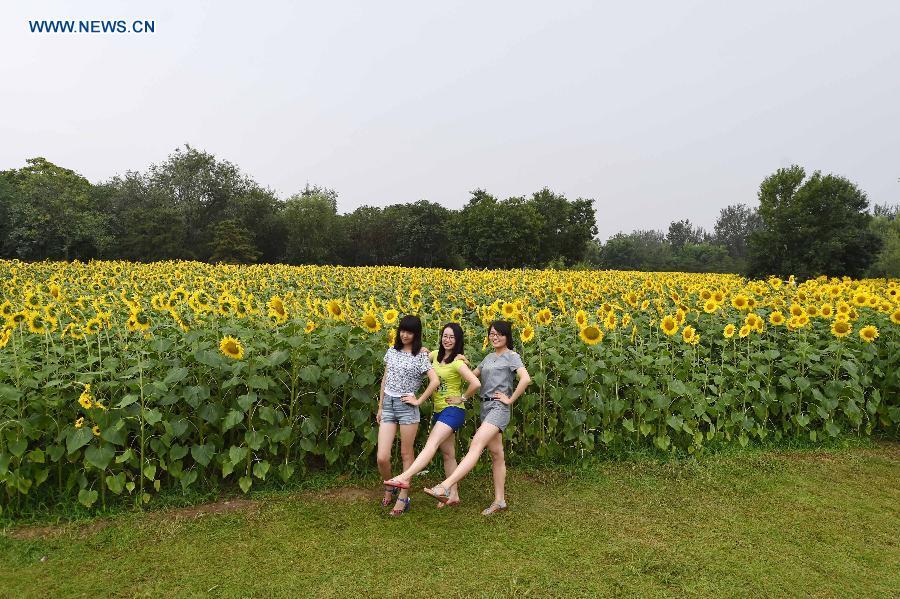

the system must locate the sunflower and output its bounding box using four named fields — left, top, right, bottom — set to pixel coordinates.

left=219, top=335, right=245, bottom=360
left=536, top=308, right=553, bottom=325
left=604, top=312, right=617, bottom=331
left=268, top=296, right=288, bottom=323
left=681, top=326, right=697, bottom=344
left=819, top=304, right=833, bottom=318
left=738, top=324, right=751, bottom=338
left=859, top=325, right=878, bottom=343
left=731, top=295, right=749, bottom=310
left=744, top=313, right=760, bottom=329
left=520, top=326, right=535, bottom=343
left=0, top=300, right=12, bottom=319
left=450, top=308, right=462, bottom=323
left=723, top=323, right=736, bottom=338
left=382, top=309, right=398, bottom=324
left=0, top=329, right=10, bottom=349
left=84, top=318, right=102, bottom=335
left=703, top=300, right=717, bottom=314
left=891, top=309, right=900, bottom=325
left=660, top=315, right=678, bottom=336
left=830, top=320, right=851, bottom=338
left=305, top=320, right=316, bottom=334
left=78, top=385, right=93, bottom=409
left=74, top=417, right=84, bottom=429
left=362, top=311, right=381, bottom=333
left=387, top=328, right=397, bottom=347
left=579, top=325, right=603, bottom=345
left=769, top=311, right=785, bottom=326
left=789, top=304, right=804, bottom=318
left=92, top=425, right=101, bottom=437
left=575, top=310, right=587, bottom=328
left=326, top=299, right=345, bottom=321
left=501, top=302, right=516, bottom=318
left=27, top=312, right=48, bottom=335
